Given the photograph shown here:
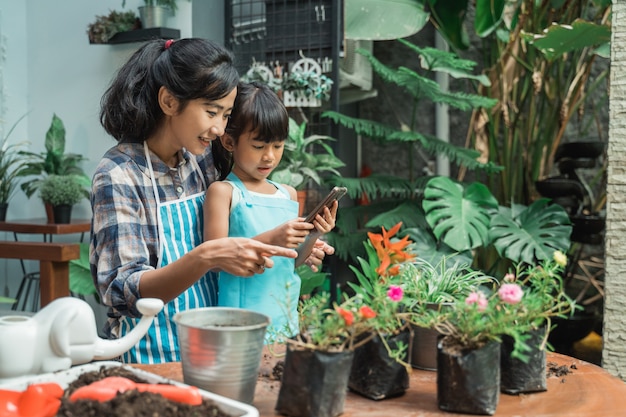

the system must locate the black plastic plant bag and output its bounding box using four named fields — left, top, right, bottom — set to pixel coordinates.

left=275, top=345, right=354, bottom=417
left=348, top=330, right=410, bottom=400
left=501, top=326, right=548, bottom=394
left=437, top=339, right=501, bottom=416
